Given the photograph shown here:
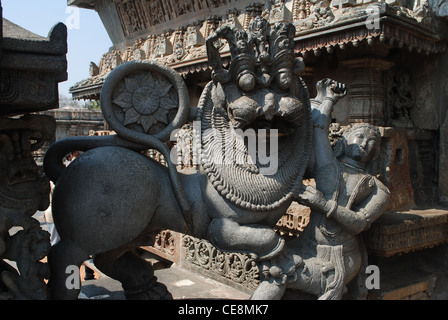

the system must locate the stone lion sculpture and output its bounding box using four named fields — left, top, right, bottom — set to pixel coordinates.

left=44, top=17, right=313, bottom=299
left=43, top=16, right=389, bottom=300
